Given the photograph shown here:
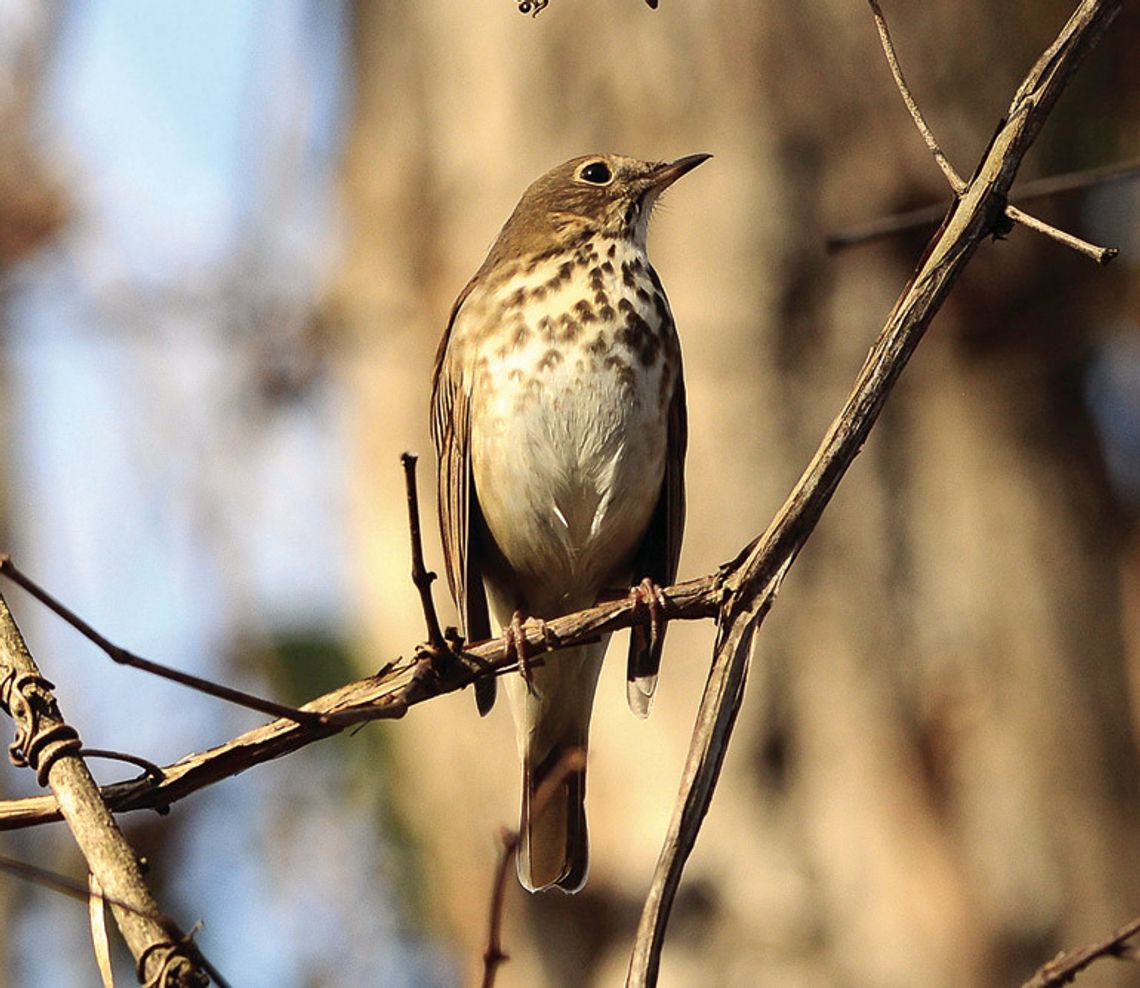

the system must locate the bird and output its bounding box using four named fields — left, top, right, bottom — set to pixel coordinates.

left=431, top=152, right=708, bottom=893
